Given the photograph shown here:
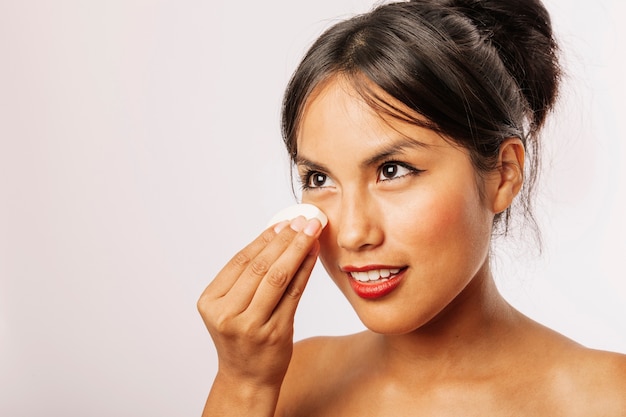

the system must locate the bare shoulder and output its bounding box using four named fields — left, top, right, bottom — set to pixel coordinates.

left=576, top=347, right=626, bottom=382
left=284, top=331, right=369, bottom=385
left=555, top=346, right=626, bottom=415
left=534, top=325, right=626, bottom=415
left=276, top=332, right=370, bottom=417
left=509, top=316, right=626, bottom=415
left=292, top=332, right=358, bottom=359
